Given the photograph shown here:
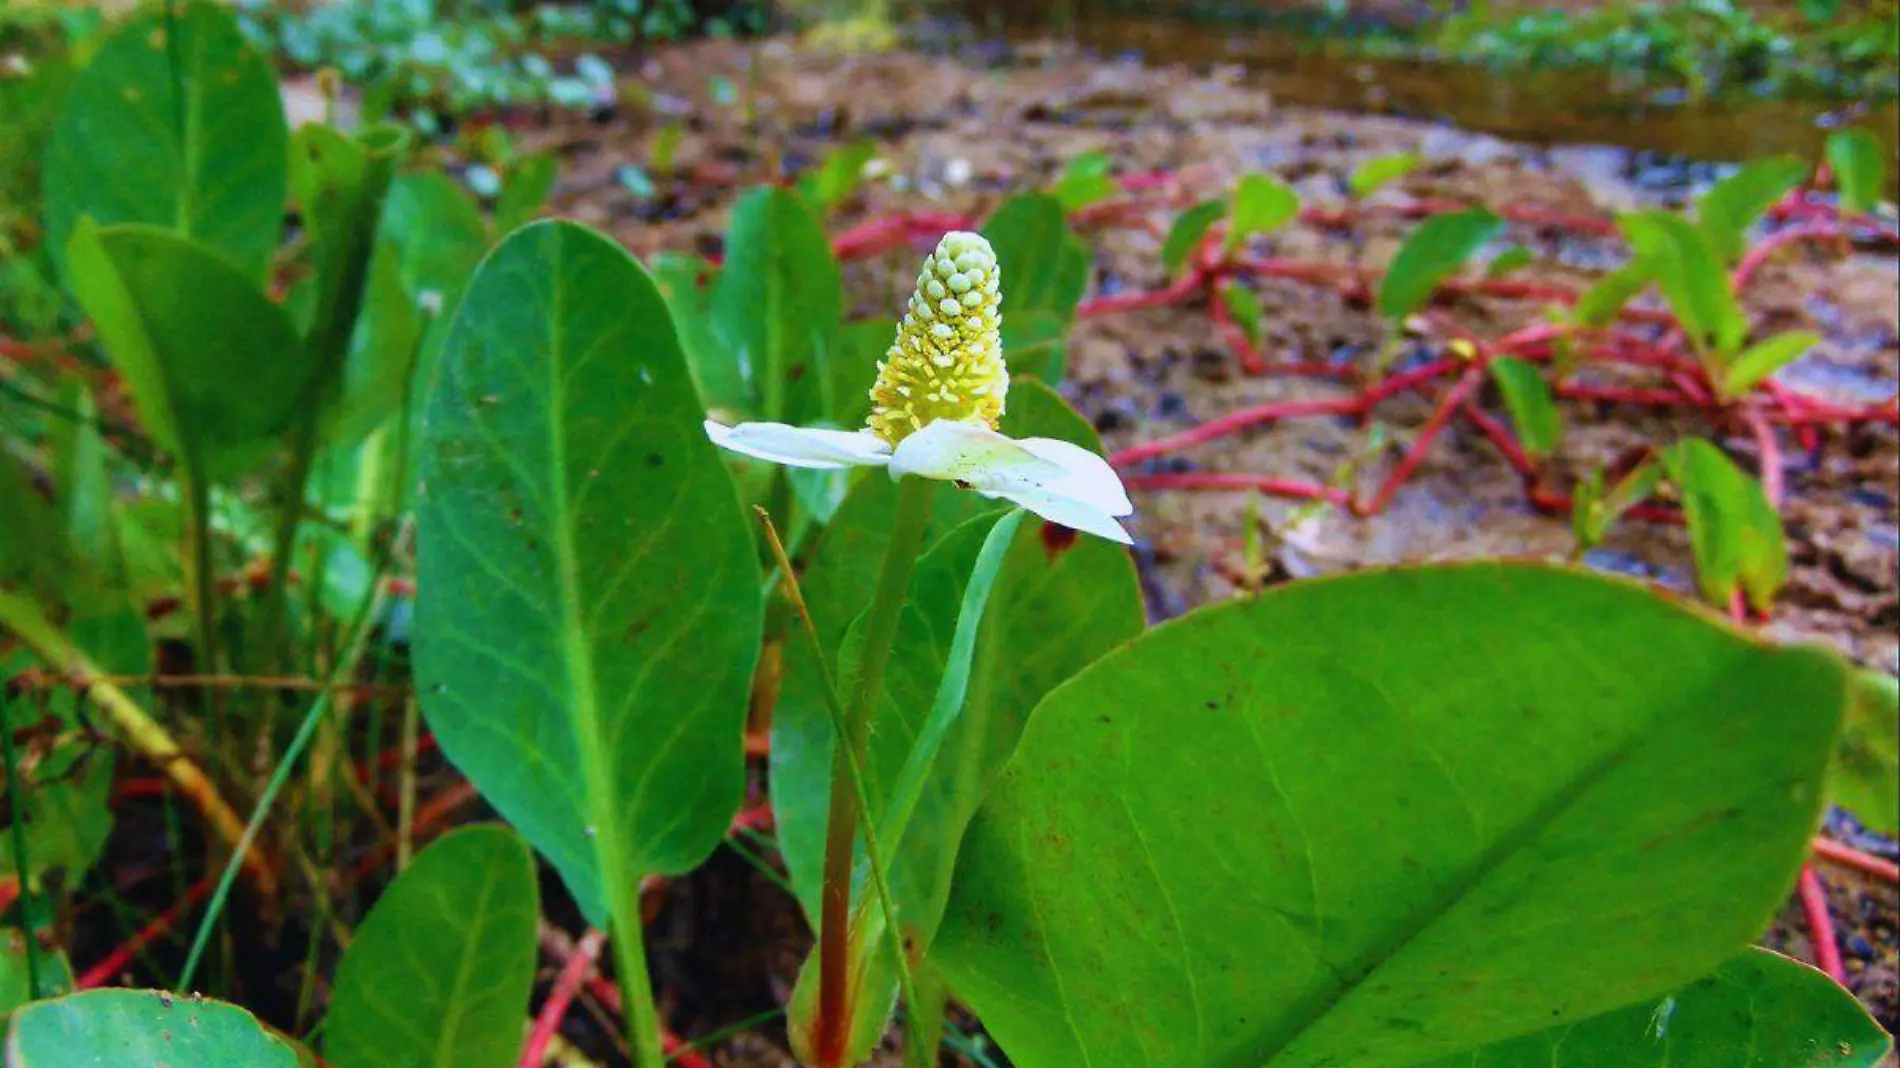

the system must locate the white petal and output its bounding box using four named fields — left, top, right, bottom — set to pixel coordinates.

left=890, top=420, right=1135, bottom=544
left=1014, top=436, right=1134, bottom=517
left=704, top=420, right=891, bottom=470
left=998, top=488, right=1134, bottom=545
